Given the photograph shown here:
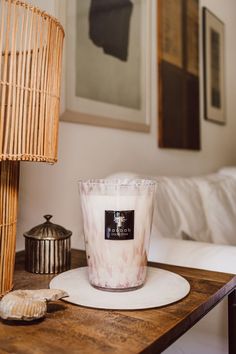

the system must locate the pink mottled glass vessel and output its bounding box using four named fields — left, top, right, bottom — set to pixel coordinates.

left=78, top=179, right=156, bottom=291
